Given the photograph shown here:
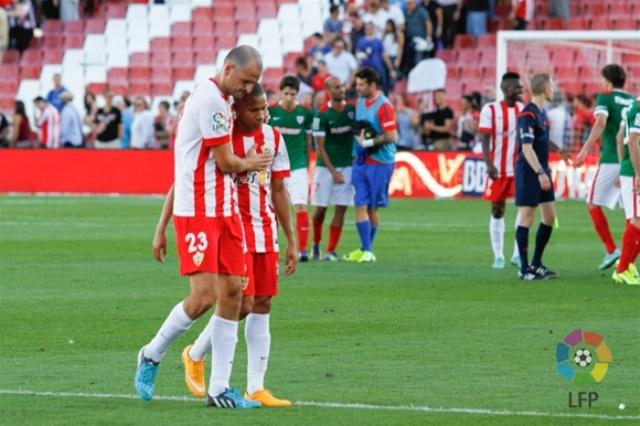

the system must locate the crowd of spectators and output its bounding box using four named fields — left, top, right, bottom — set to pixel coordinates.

left=0, top=72, right=186, bottom=149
